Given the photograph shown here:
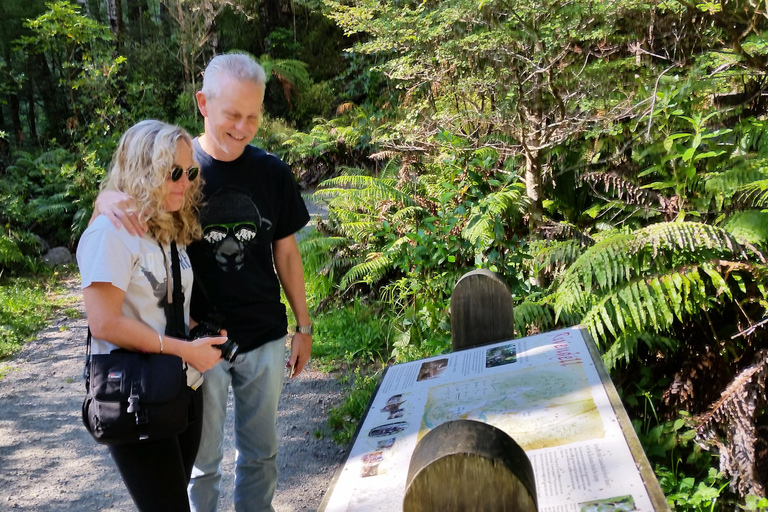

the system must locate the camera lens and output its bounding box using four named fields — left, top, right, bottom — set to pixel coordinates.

left=217, top=339, right=239, bottom=363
